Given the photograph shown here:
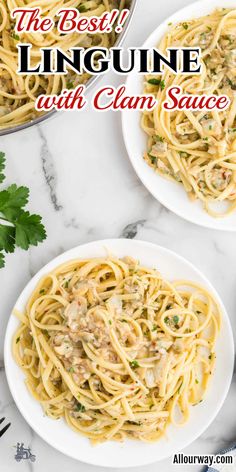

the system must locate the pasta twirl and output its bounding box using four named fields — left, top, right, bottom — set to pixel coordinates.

left=13, top=255, right=220, bottom=443
left=142, top=9, right=236, bottom=217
